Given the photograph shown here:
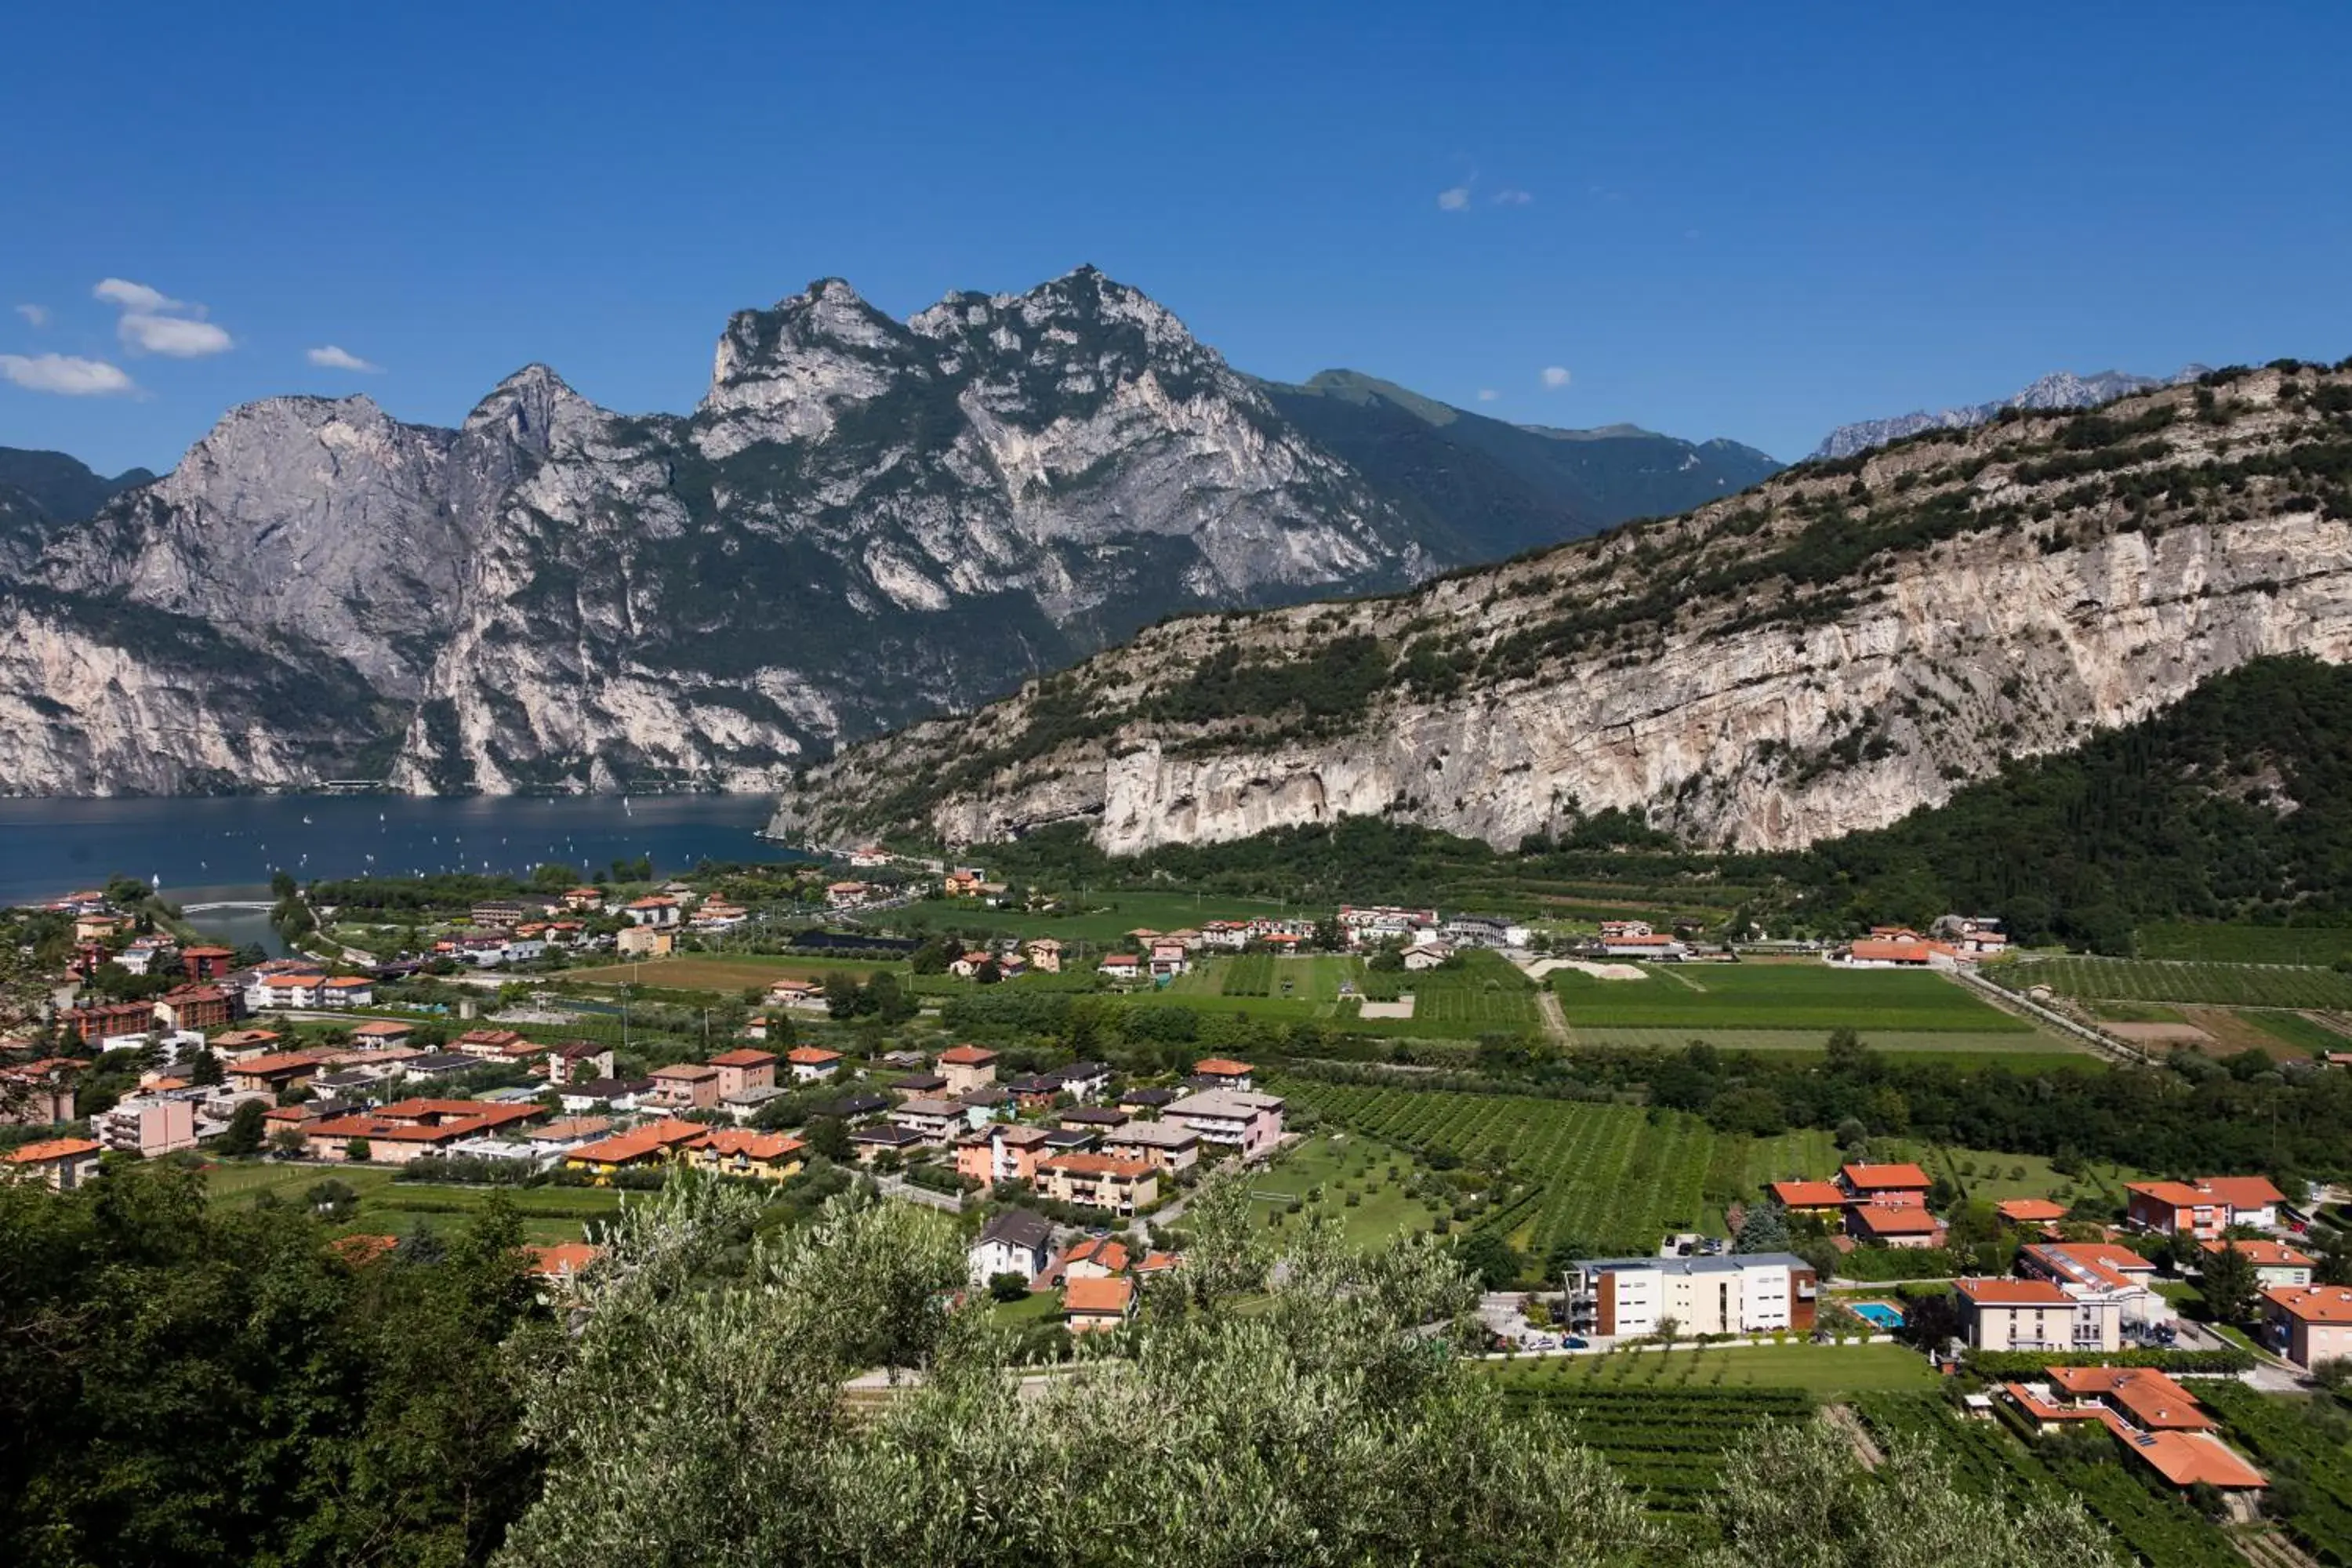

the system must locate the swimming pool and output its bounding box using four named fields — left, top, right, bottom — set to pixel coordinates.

left=1848, top=1301, right=1905, bottom=1328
